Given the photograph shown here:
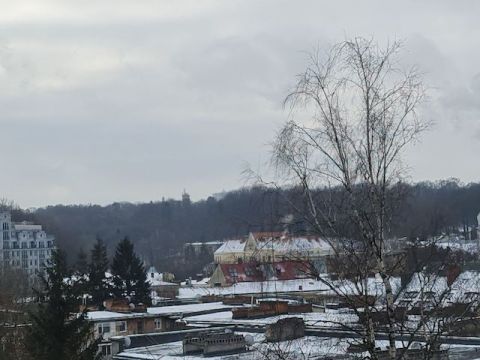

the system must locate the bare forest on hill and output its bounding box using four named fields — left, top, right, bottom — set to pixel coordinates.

left=4, top=180, right=480, bottom=278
